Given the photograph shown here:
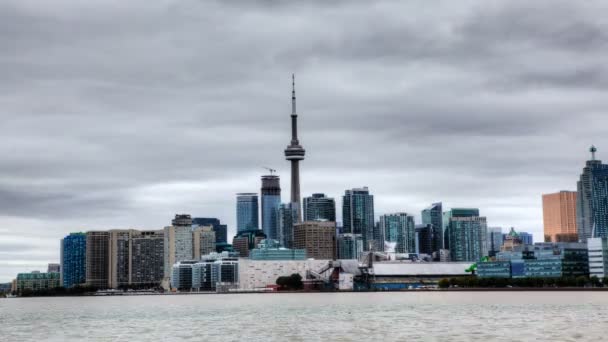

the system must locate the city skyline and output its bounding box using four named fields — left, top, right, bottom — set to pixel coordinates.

left=1, top=0, right=608, bottom=282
